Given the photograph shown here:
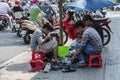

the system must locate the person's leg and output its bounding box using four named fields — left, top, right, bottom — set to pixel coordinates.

left=52, top=46, right=60, bottom=62
left=74, top=41, right=86, bottom=64
left=84, top=44, right=96, bottom=55
left=39, top=39, right=59, bottom=62
left=74, top=41, right=80, bottom=50
left=5, top=14, right=13, bottom=28
left=77, top=53, right=85, bottom=63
